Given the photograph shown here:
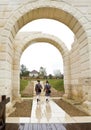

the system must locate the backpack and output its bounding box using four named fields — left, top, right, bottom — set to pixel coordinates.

left=45, top=84, right=51, bottom=93
left=35, top=84, right=41, bottom=92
